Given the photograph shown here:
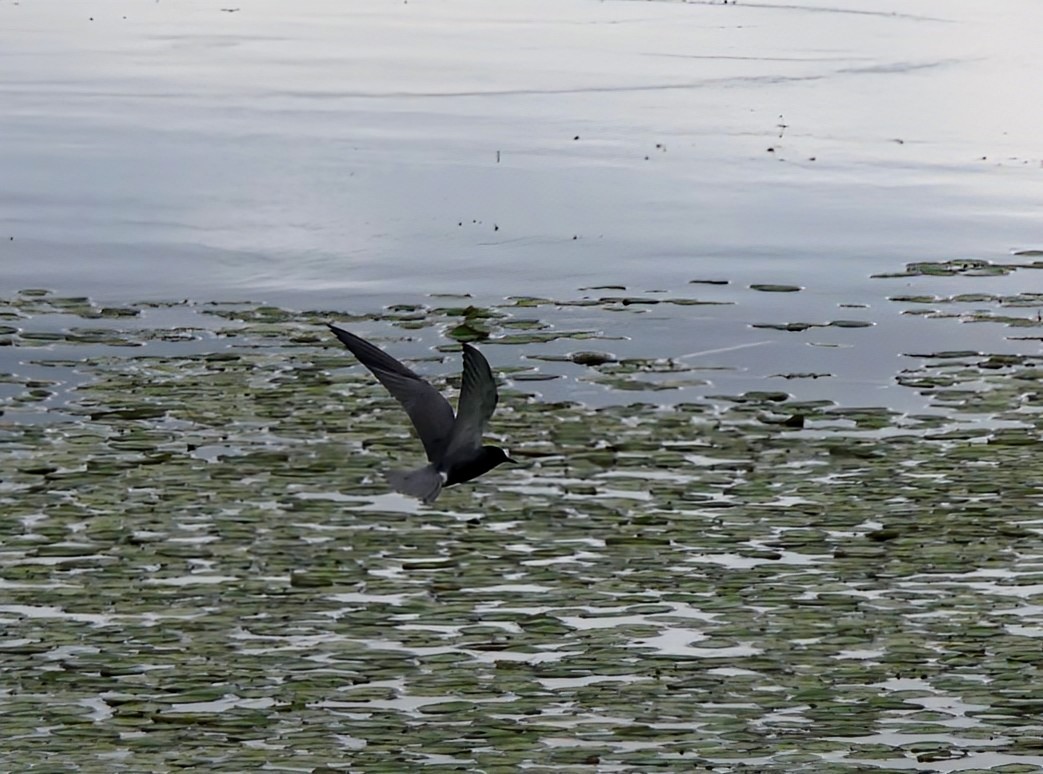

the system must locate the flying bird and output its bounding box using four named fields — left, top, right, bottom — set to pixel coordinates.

left=327, top=324, right=515, bottom=503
